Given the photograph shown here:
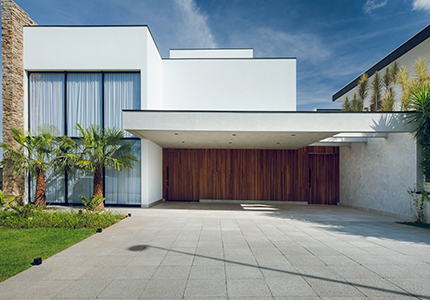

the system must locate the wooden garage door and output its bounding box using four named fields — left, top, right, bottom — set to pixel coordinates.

left=163, top=147, right=339, bottom=204
left=309, top=153, right=339, bottom=205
